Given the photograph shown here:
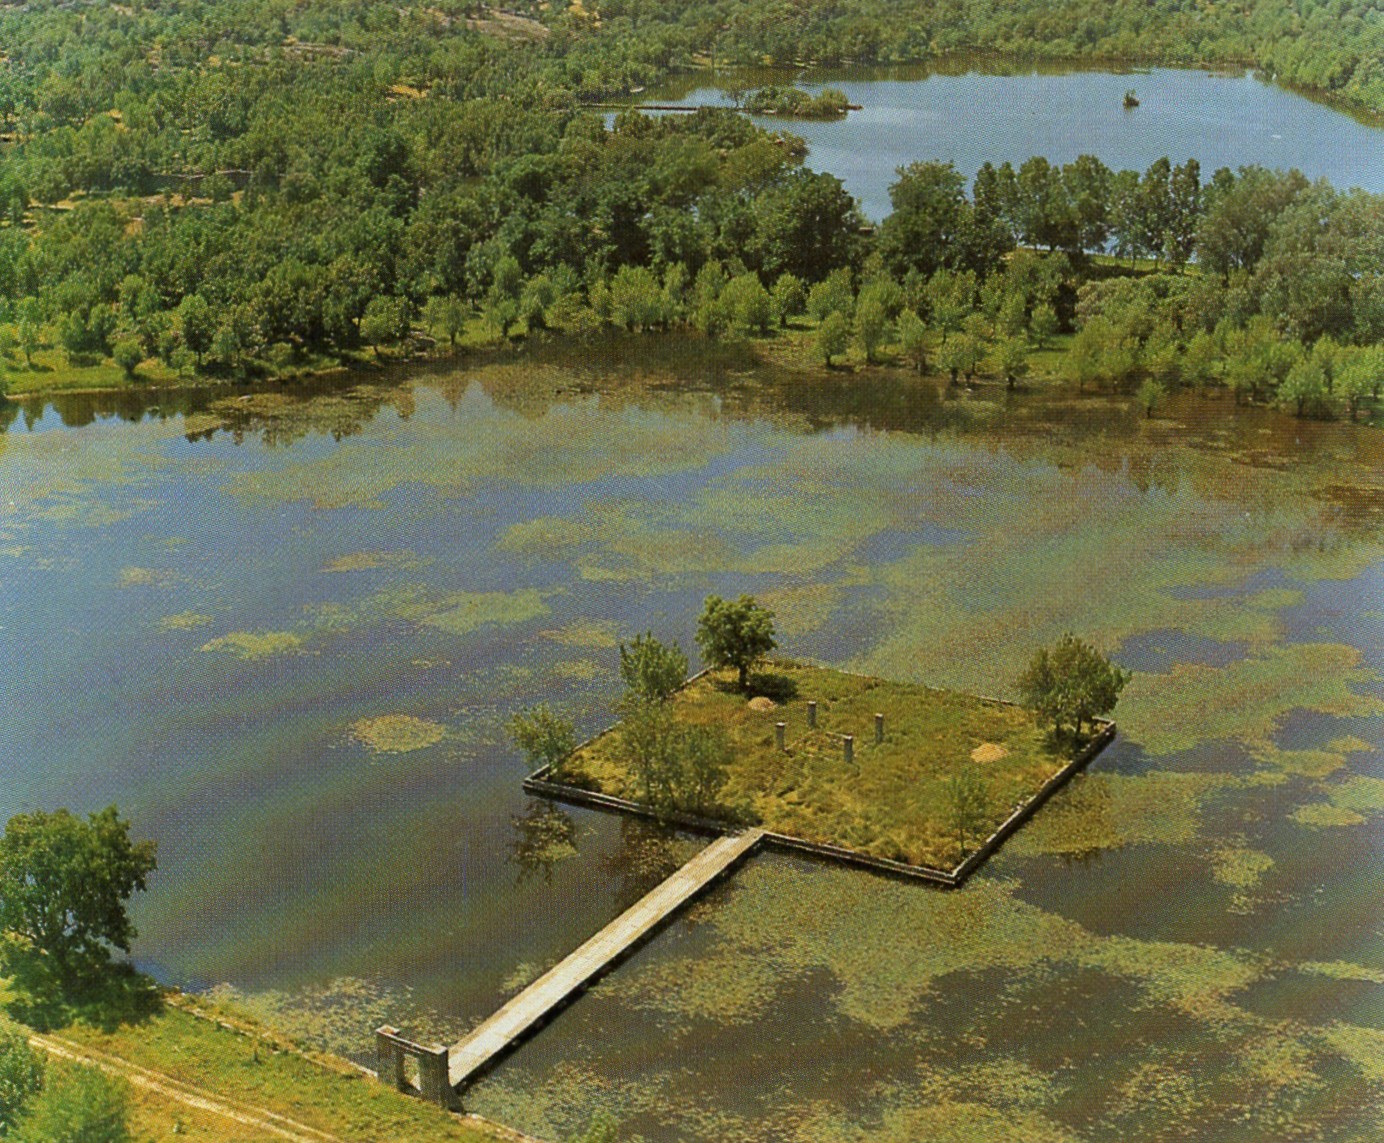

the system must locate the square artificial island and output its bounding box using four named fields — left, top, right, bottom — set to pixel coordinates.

left=526, top=659, right=1116, bottom=884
